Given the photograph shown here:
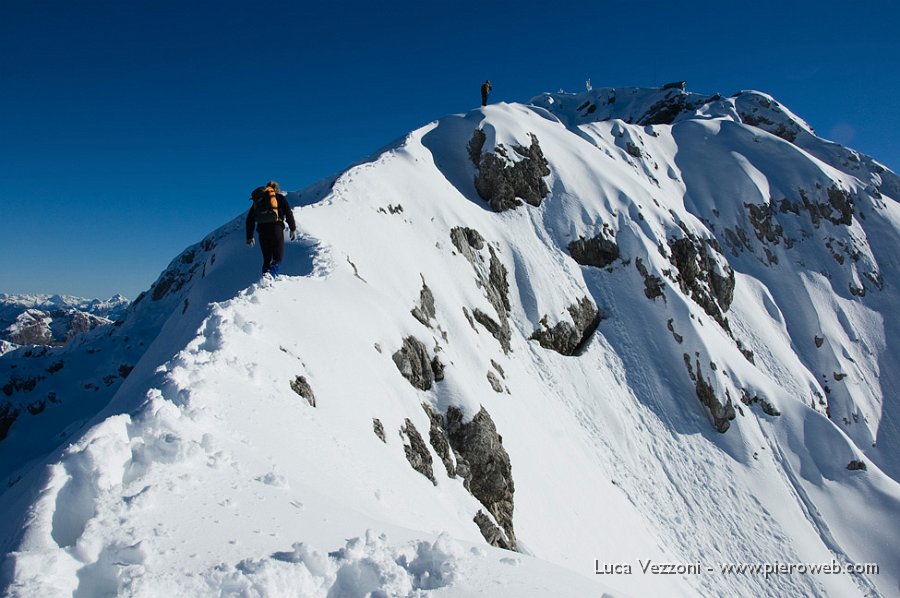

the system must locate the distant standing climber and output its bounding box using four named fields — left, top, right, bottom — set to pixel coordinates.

left=246, top=181, right=297, bottom=277
left=481, top=79, right=492, bottom=107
